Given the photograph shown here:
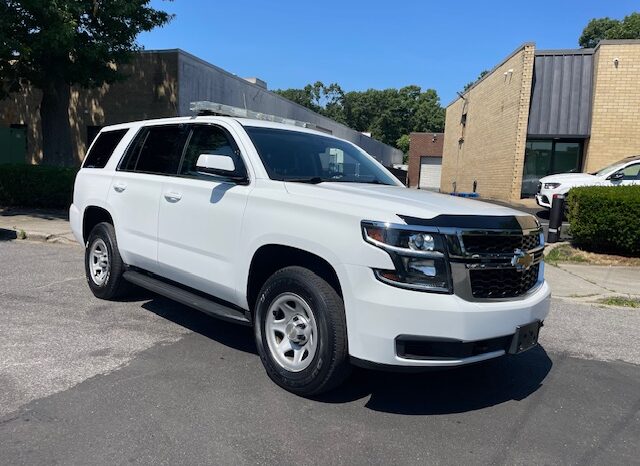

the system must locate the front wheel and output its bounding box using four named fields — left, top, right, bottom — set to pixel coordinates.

left=254, top=266, right=351, bottom=396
